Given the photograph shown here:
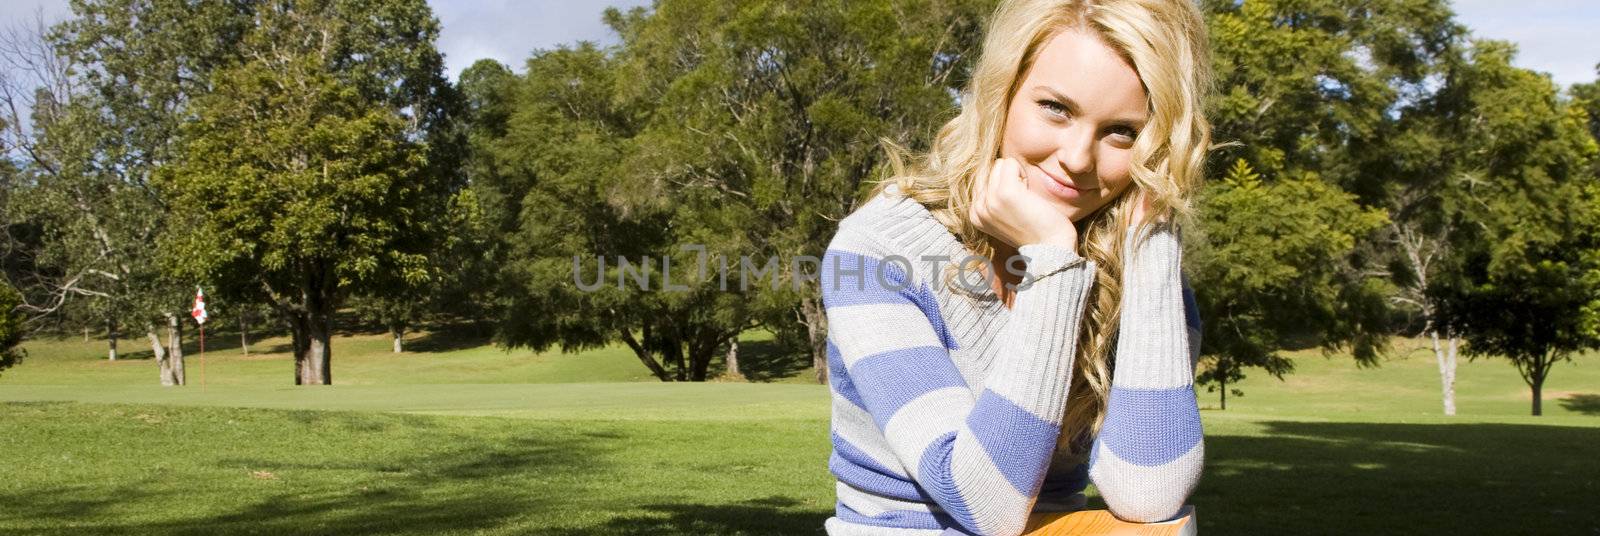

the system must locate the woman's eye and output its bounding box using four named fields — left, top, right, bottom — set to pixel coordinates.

left=1108, top=125, right=1139, bottom=141
left=1037, top=100, right=1067, bottom=117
